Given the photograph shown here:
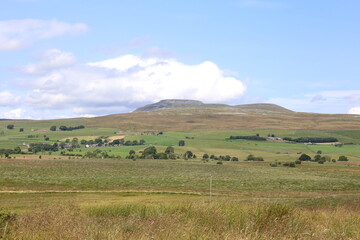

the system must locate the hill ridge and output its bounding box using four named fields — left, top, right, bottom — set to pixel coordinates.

left=133, top=99, right=293, bottom=113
